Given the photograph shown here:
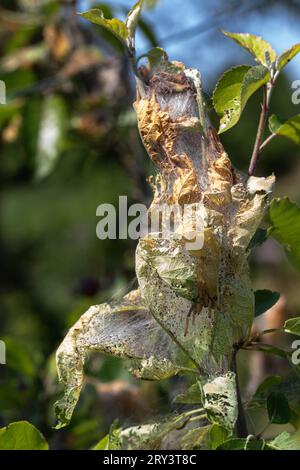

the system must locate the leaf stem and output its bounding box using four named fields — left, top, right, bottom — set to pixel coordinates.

left=251, top=327, right=283, bottom=342
left=259, top=132, right=277, bottom=152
